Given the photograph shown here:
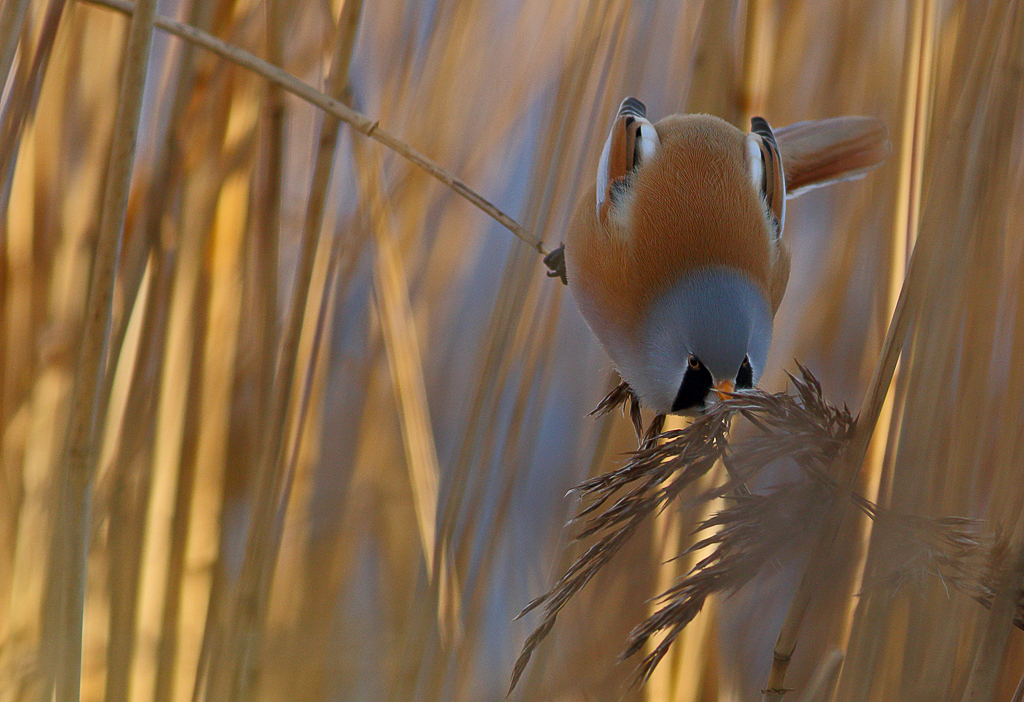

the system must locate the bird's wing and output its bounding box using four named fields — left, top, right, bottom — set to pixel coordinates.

left=750, top=117, right=786, bottom=238
left=596, top=97, right=659, bottom=223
